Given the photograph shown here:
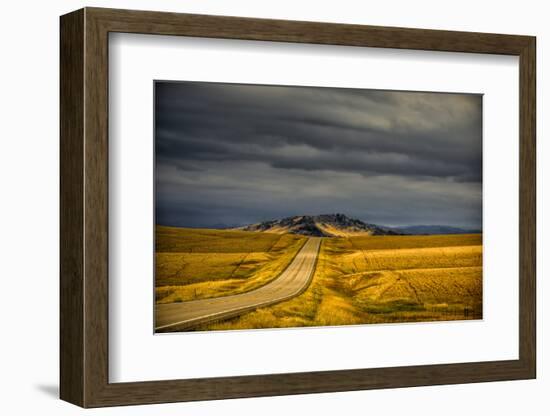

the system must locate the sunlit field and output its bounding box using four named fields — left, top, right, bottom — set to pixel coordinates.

left=155, top=226, right=306, bottom=303
left=198, top=234, right=482, bottom=330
